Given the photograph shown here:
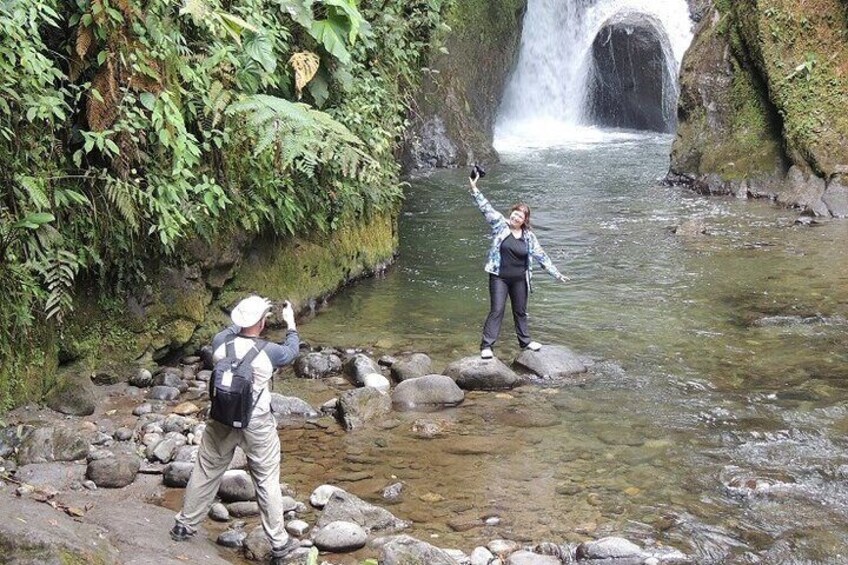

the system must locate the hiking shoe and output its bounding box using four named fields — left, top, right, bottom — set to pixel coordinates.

left=169, top=522, right=195, bottom=542
left=523, top=341, right=542, bottom=352
left=269, top=538, right=300, bottom=564
left=480, top=347, right=494, bottom=359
